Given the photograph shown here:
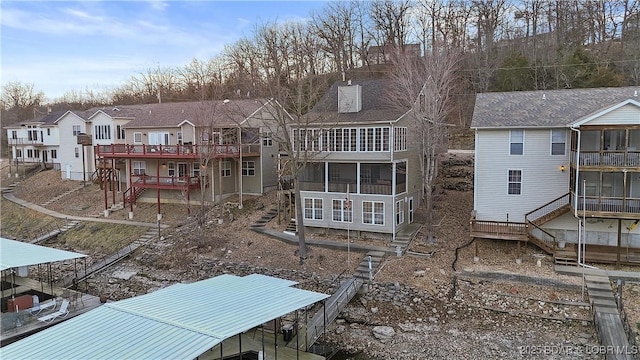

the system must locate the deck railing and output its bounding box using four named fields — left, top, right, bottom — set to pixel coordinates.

left=469, top=219, right=527, bottom=235
left=574, top=150, right=640, bottom=167
left=572, top=193, right=640, bottom=214
left=524, top=193, right=570, bottom=224
left=95, top=143, right=260, bottom=157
